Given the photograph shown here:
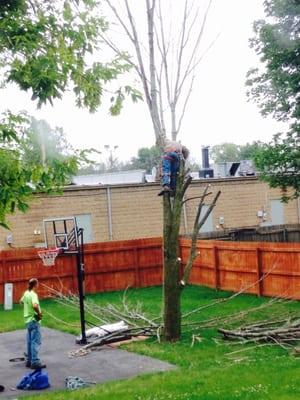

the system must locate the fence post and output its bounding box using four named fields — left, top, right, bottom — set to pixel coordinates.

left=256, top=248, right=263, bottom=296
left=0, top=258, right=4, bottom=304
left=71, top=254, right=78, bottom=294
left=179, top=241, right=184, bottom=279
left=133, top=246, right=141, bottom=288
left=212, top=245, right=220, bottom=290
